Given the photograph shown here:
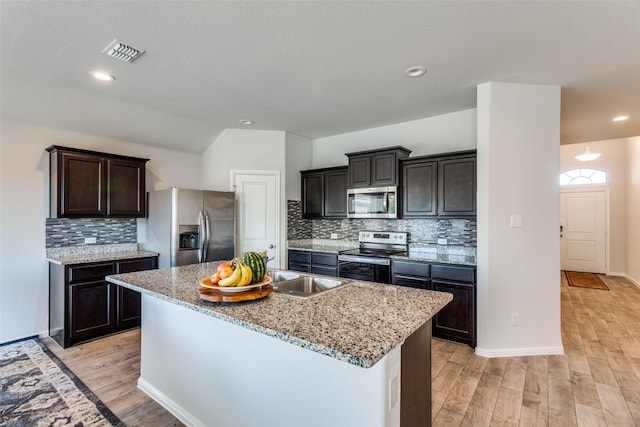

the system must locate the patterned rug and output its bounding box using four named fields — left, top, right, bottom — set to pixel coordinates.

left=0, top=337, right=123, bottom=426
left=564, top=270, right=609, bottom=290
